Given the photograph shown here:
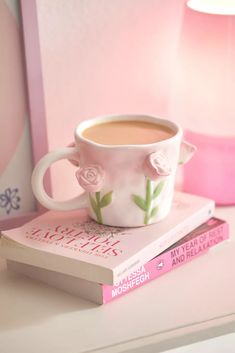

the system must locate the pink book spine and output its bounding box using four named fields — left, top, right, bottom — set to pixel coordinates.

left=102, top=219, right=229, bottom=303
